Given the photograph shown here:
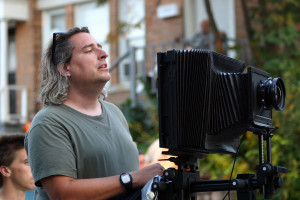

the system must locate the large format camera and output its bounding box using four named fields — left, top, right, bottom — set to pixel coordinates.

left=153, top=49, right=287, bottom=199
